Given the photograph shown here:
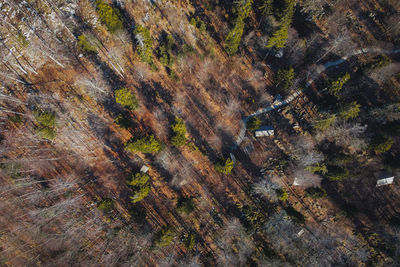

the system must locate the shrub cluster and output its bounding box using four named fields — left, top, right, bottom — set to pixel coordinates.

left=33, top=110, right=56, bottom=140
left=114, top=88, right=138, bottom=110
left=125, top=135, right=162, bottom=153
left=95, top=0, right=123, bottom=33
left=128, top=172, right=151, bottom=203
left=171, top=118, right=187, bottom=147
